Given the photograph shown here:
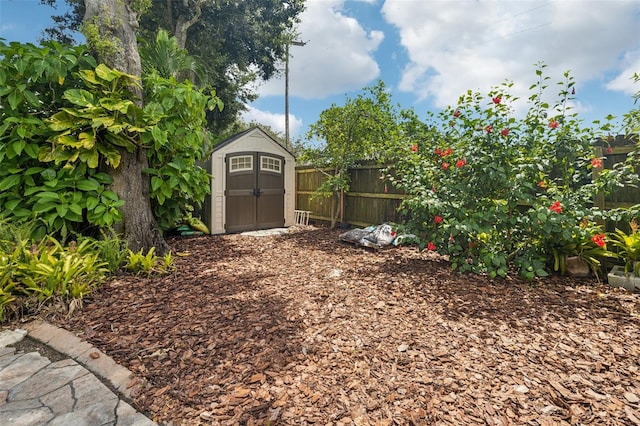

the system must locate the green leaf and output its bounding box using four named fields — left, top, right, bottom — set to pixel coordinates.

left=151, top=176, right=163, bottom=192
left=4, top=199, right=21, bottom=211
left=78, top=132, right=96, bottom=149
left=23, top=90, right=40, bottom=107
left=91, top=116, right=115, bottom=128
left=32, top=202, right=56, bottom=214
left=56, top=204, right=69, bottom=217
left=48, top=111, right=75, bottom=131
left=83, top=149, right=99, bottom=169
left=69, top=202, right=83, bottom=216
left=76, top=179, right=100, bottom=191
left=86, top=196, right=99, bottom=210
left=94, top=64, right=119, bottom=81
left=0, top=175, right=21, bottom=191
left=10, top=140, right=26, bottom=156
left=63, top=89, right=96, bottom=107
left=7, top=90, right=21, bottom=110
left=99, top=98, right=132, bottom=114
left=24, top=142, right=39, bottom=159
